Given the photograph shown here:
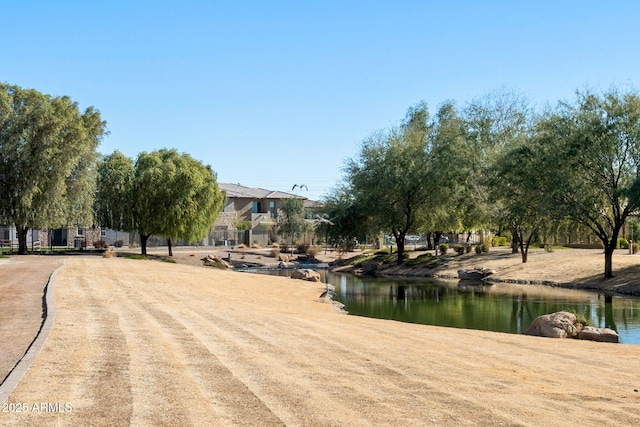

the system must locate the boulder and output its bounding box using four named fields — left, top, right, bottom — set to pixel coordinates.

left=290, top=269, right=321, bottom=282
left=577, top=326, right=620, bottom=343
left=523, top=311, right=582, bottom=338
